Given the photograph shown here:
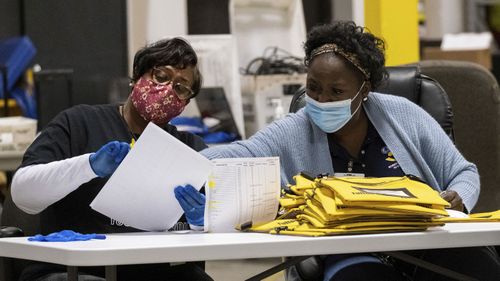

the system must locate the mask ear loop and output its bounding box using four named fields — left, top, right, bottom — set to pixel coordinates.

left=350, top=80, right=368, bottom=116
left=361, top=80, right=370, bottom=102
left=351, top=94, right=364, bottom=116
